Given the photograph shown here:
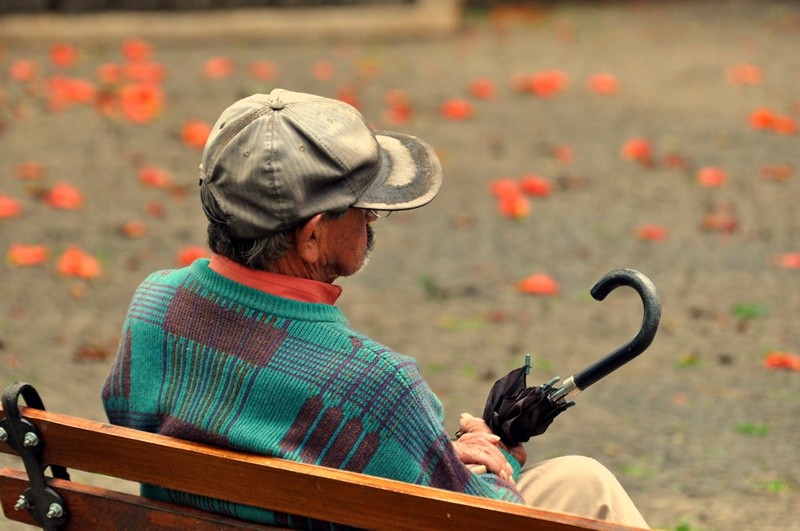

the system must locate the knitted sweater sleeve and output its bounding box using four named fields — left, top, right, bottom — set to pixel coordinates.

left=359, top=353, right=524, bottom=504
